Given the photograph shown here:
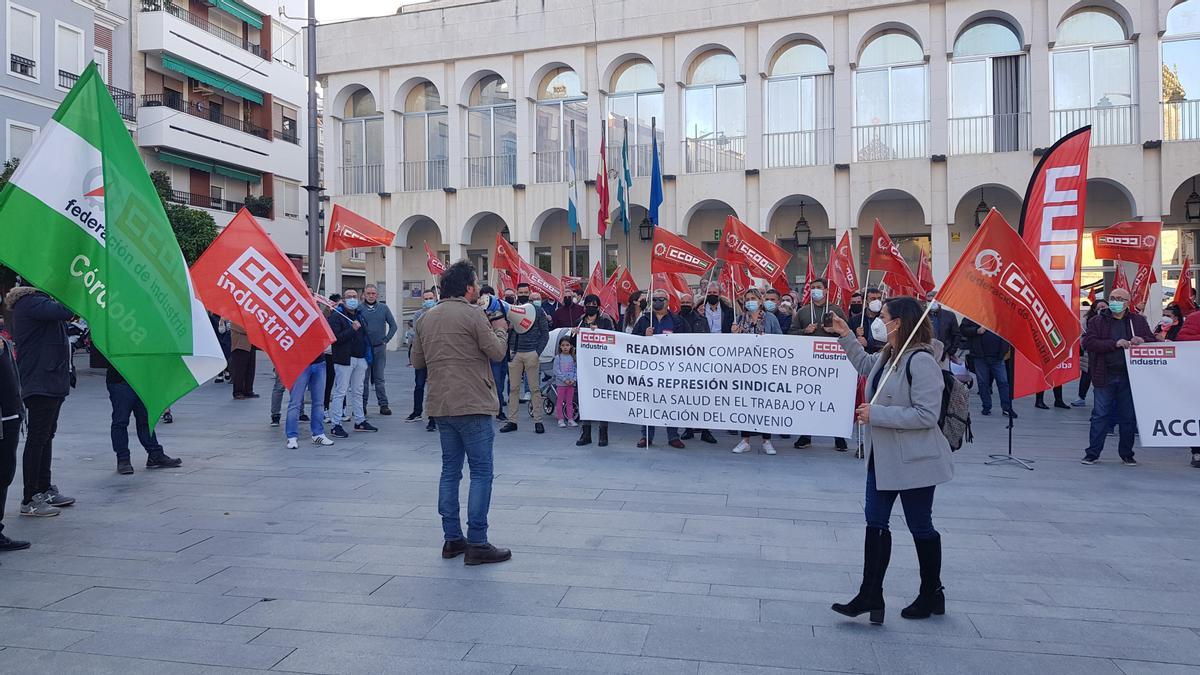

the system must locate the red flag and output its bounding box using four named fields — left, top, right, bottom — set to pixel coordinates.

left=651, top=227, right=716, bottom=276
left=1177, top=257, right=1196, bottom=314
left=519, top=259, right=564, bottom=303
left=1087, top=285, right=1097, bottom=304
left=596, top=268, right=620, bottom=321
left=882, top=270, right=922, bottom=298
left=719, top=262, right=751, bottom=301
left=584, top=262, right=606, bottom=297
left=829, top=232, right=859, bottom=309
left=868, top=220, right=923, bottom=295
left=560, top=276, right=584, bottom=293
left=613, top=265, right=637, bottom=305
left=652, top=273, right=688, bottom=313
left=938, top=210, right=1081, bottom=389
left=918, top=249, right=936, bottom=294
left=495, top=269, right=516, bottom=297
left=494, top=233, right=522, bottom=275
left=1130, top=263, right=1153, bottom=308
left=423, top=241, right=446, bottom=277
left=597, top=125, right=610, bottom=238
left=716, top=216, right=792, bottom=286
left=324, top=205, right=394, bottom=252
left=799, top=250, right=816, bottom=305
left=1014, top=126, right=1091, bottom=398
left=1092, top=221, right=1162, bottom=266
left=1112, top=263, right=1131, bottom=293
left=192, top=210, right=335, bottom=389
